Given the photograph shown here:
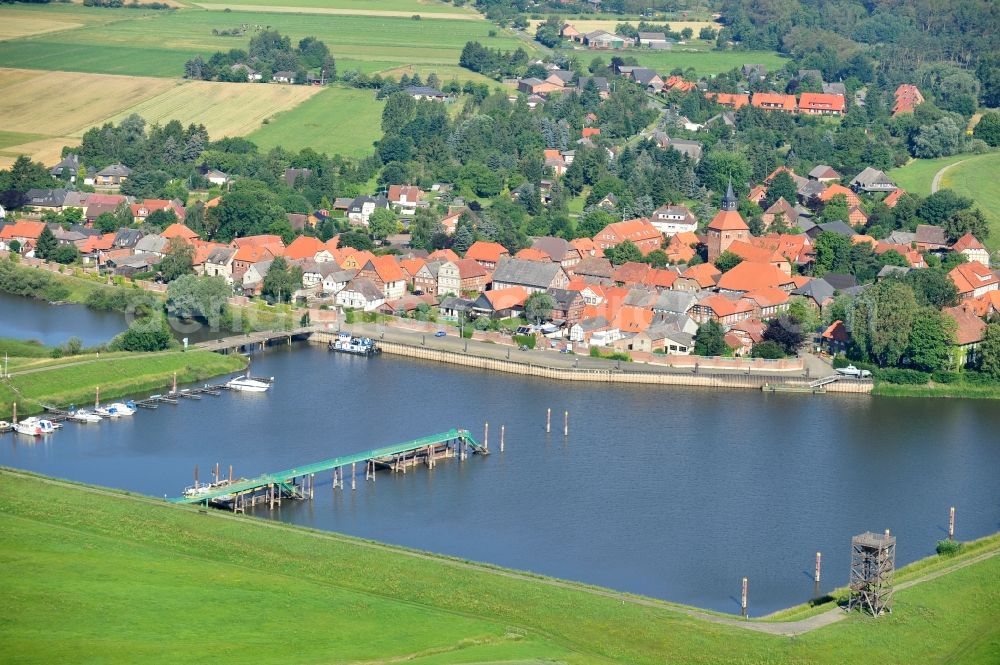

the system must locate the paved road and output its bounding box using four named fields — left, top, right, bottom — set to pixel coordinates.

left=931, top=158, right=968, bottom=194
left=5, top=467, right=995, bottom=639
left=344, top=322, right=814, bottom=378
